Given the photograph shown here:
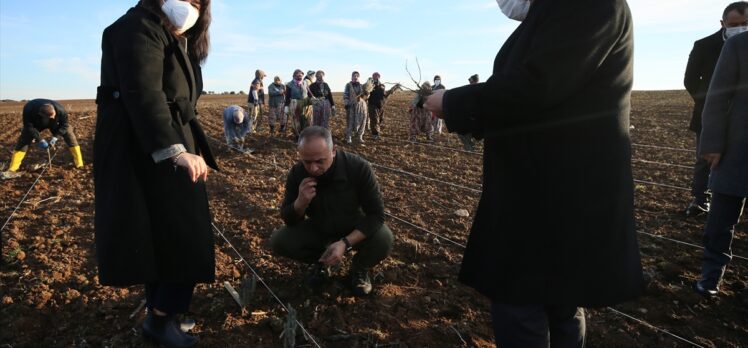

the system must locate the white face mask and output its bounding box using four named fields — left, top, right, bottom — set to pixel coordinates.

left=162, top=0, right=200, bottom=34
left=496, top=0, right=530, bottom=21
left=434, top=79, right=441, bottom=86
left=725, top=25, right=748, bottom=39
